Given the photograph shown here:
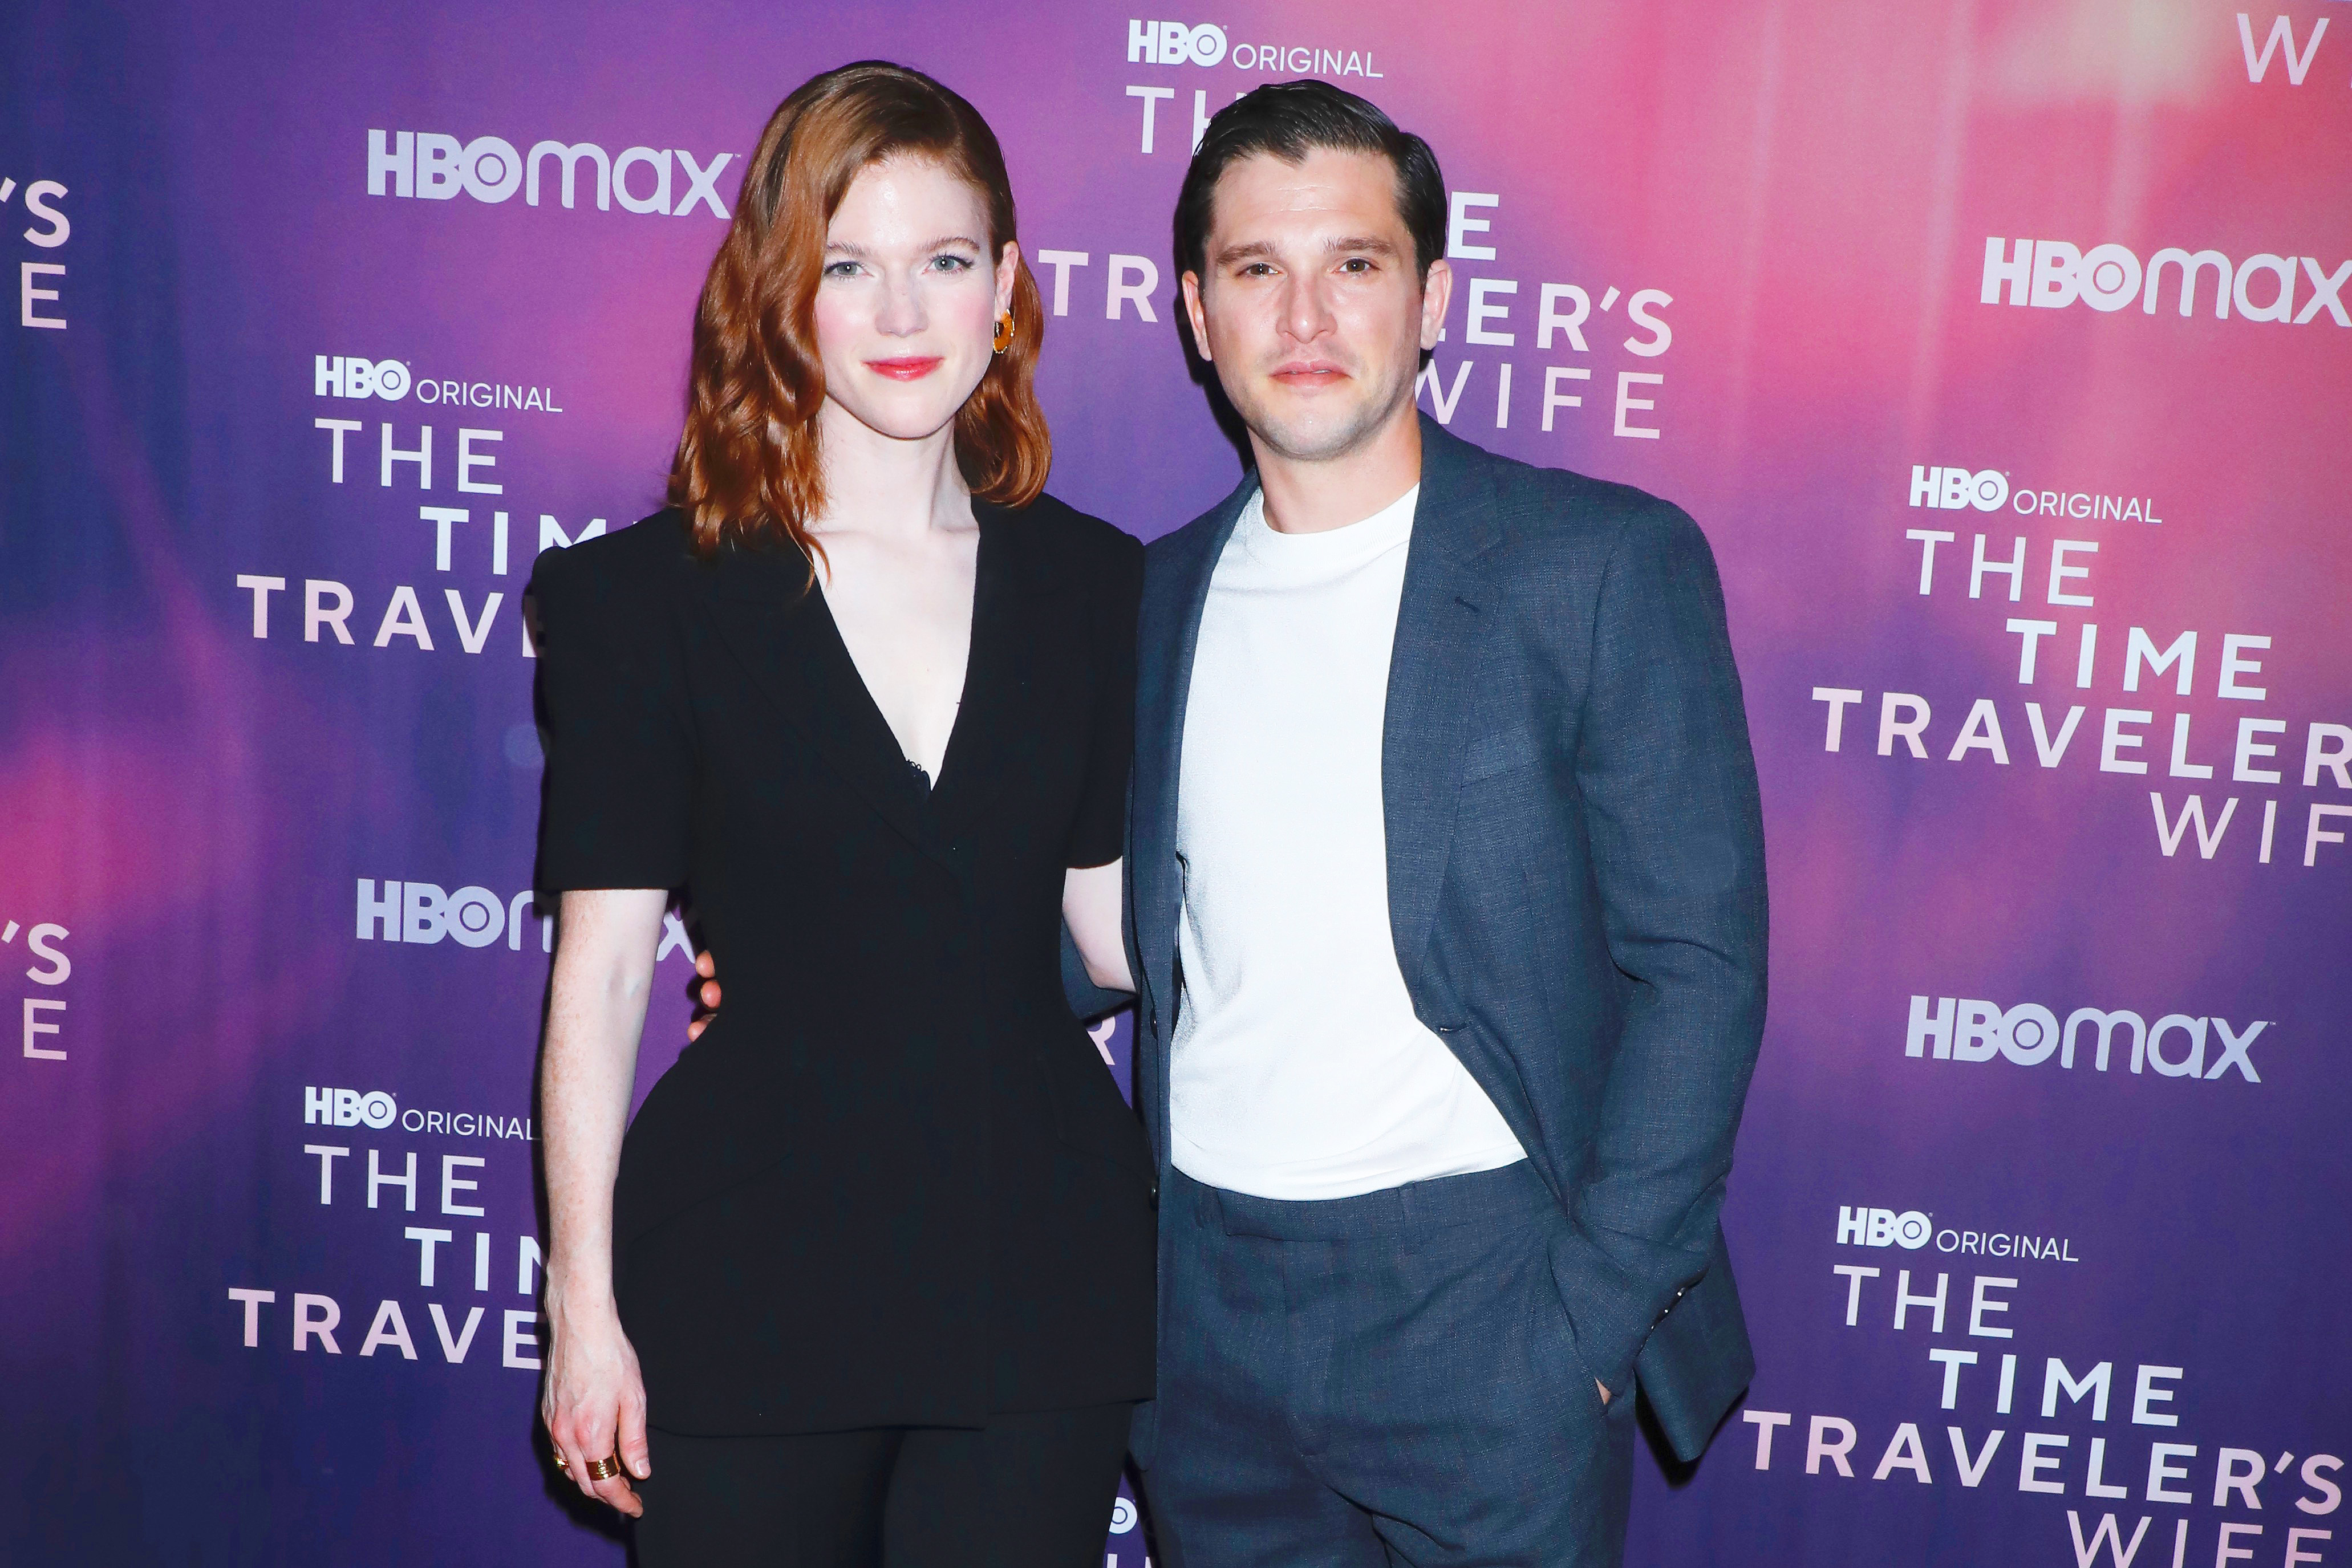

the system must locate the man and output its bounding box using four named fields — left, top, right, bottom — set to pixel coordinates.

left=1105, top=82, right=1768, bottom=1567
